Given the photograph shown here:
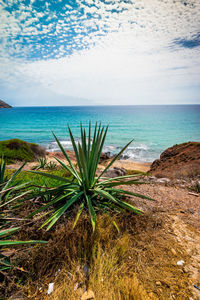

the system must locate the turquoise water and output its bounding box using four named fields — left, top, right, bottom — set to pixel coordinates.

left=0, top=105, right=199, bottom=162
